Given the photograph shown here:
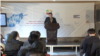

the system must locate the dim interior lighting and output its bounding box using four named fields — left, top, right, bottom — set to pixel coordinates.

left=53, top=0, right=56, bottom=1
